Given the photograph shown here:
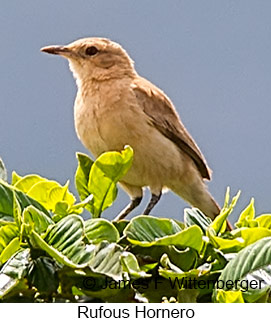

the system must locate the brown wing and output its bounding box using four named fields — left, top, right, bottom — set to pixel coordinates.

left=132, top=76, right=211, bottom=180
